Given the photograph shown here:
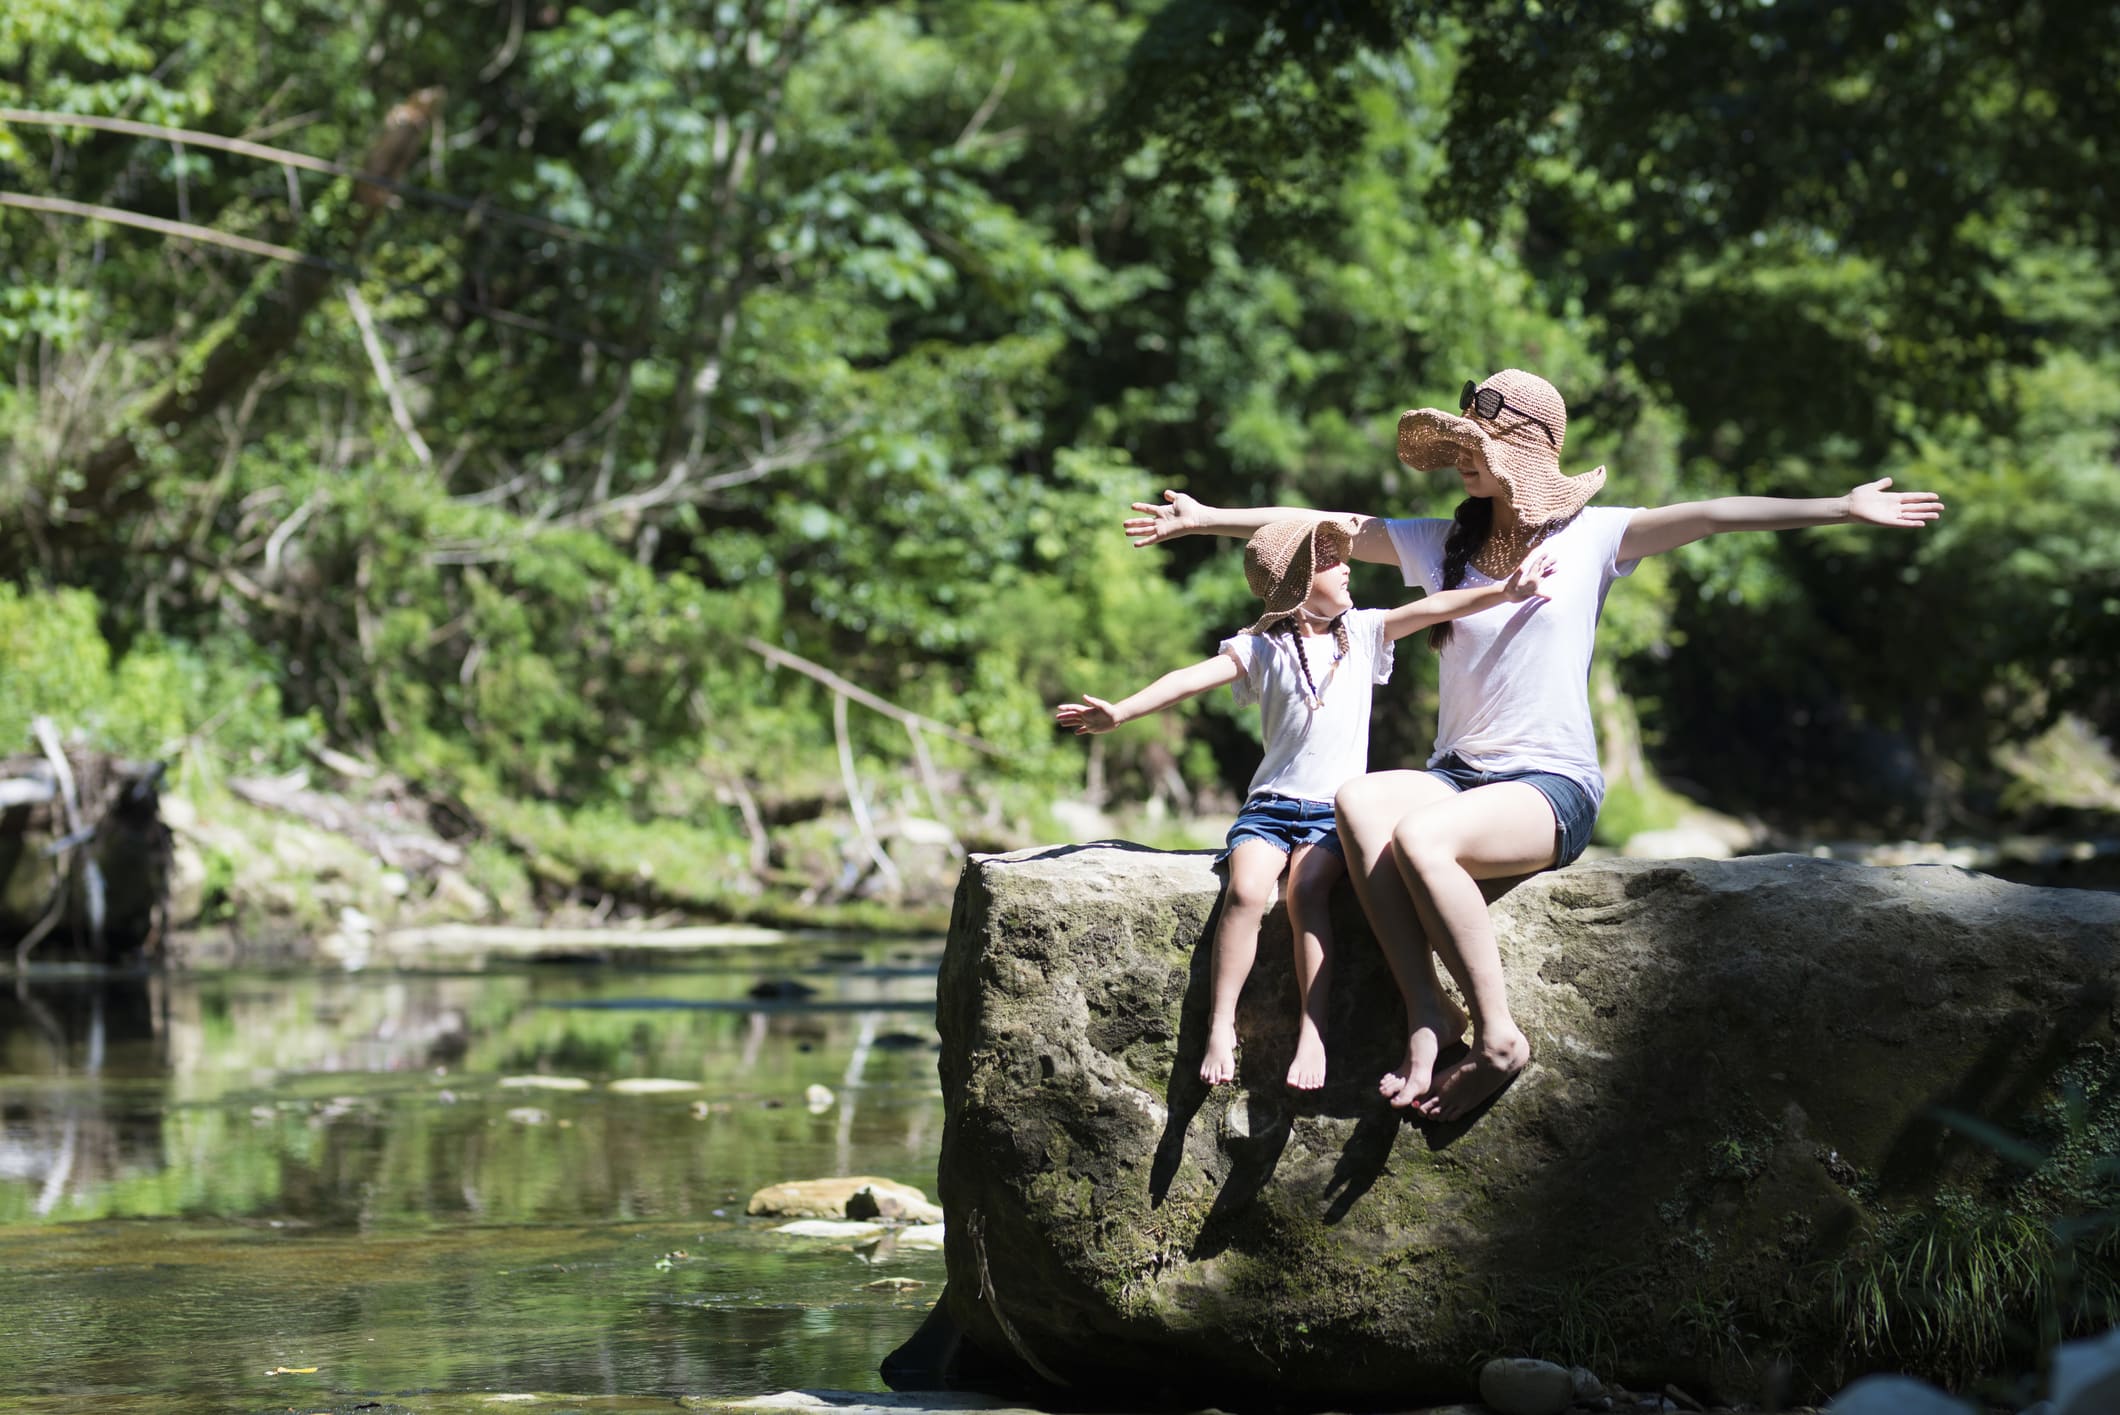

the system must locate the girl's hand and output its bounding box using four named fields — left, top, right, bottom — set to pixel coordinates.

left=1846, top=476, right=1945, bottom=528
left=1055, top=696, right=1121, bottom=735
left=1124, top=490, right=1206, bottom=547
left=1500, top=549, right=1558, bottom=602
